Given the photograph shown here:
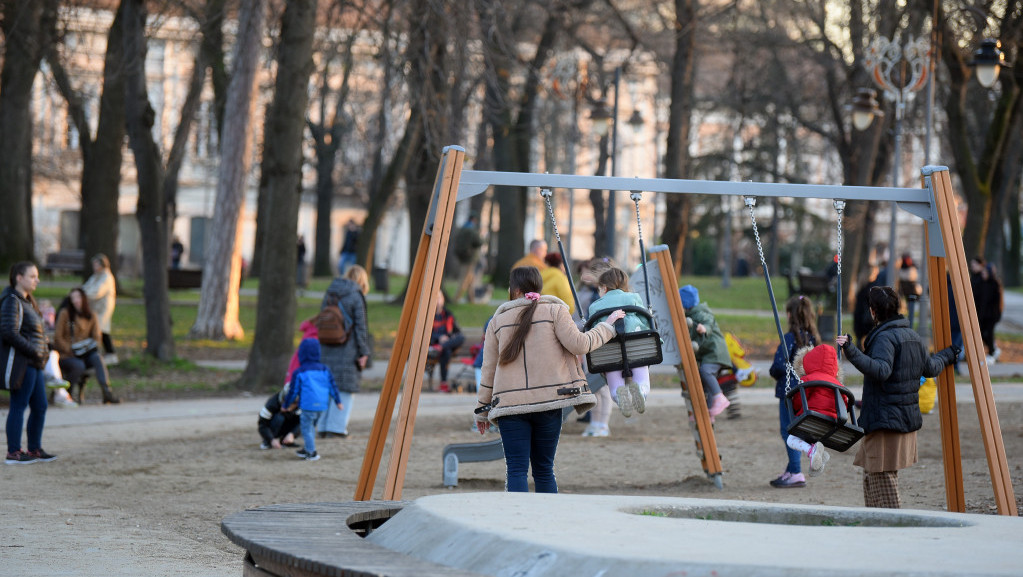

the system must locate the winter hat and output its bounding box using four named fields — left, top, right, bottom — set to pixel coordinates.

left=679, top=285, right=700, bottom=309
left=792, top=344, right=842, bottom=386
